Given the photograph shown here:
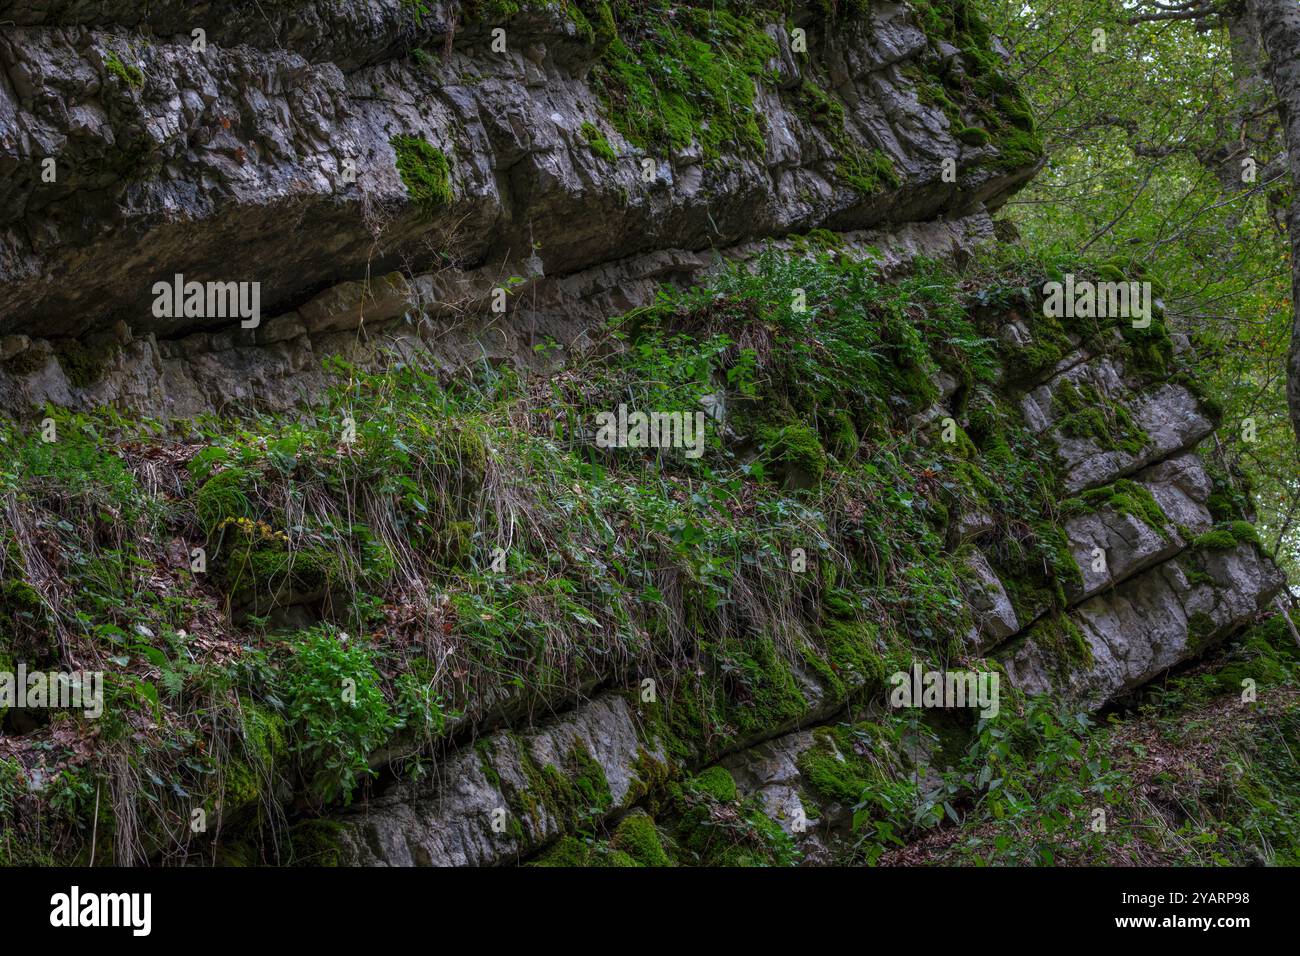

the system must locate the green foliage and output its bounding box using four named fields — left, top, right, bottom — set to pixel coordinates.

left=279, top=626, right=398, bottom=805
left=933, top=697, right=1129, bottom=865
